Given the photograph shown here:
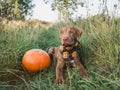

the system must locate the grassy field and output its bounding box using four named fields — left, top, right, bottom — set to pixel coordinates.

left=0, top=15, right=120, bottom=90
